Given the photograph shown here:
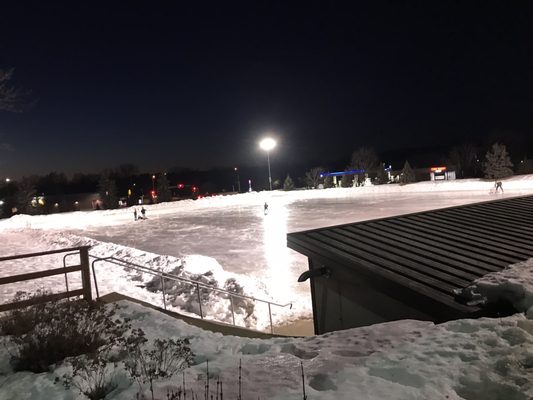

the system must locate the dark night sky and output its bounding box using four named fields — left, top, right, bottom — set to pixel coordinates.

left=1, top=1, right=533, bottom=179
